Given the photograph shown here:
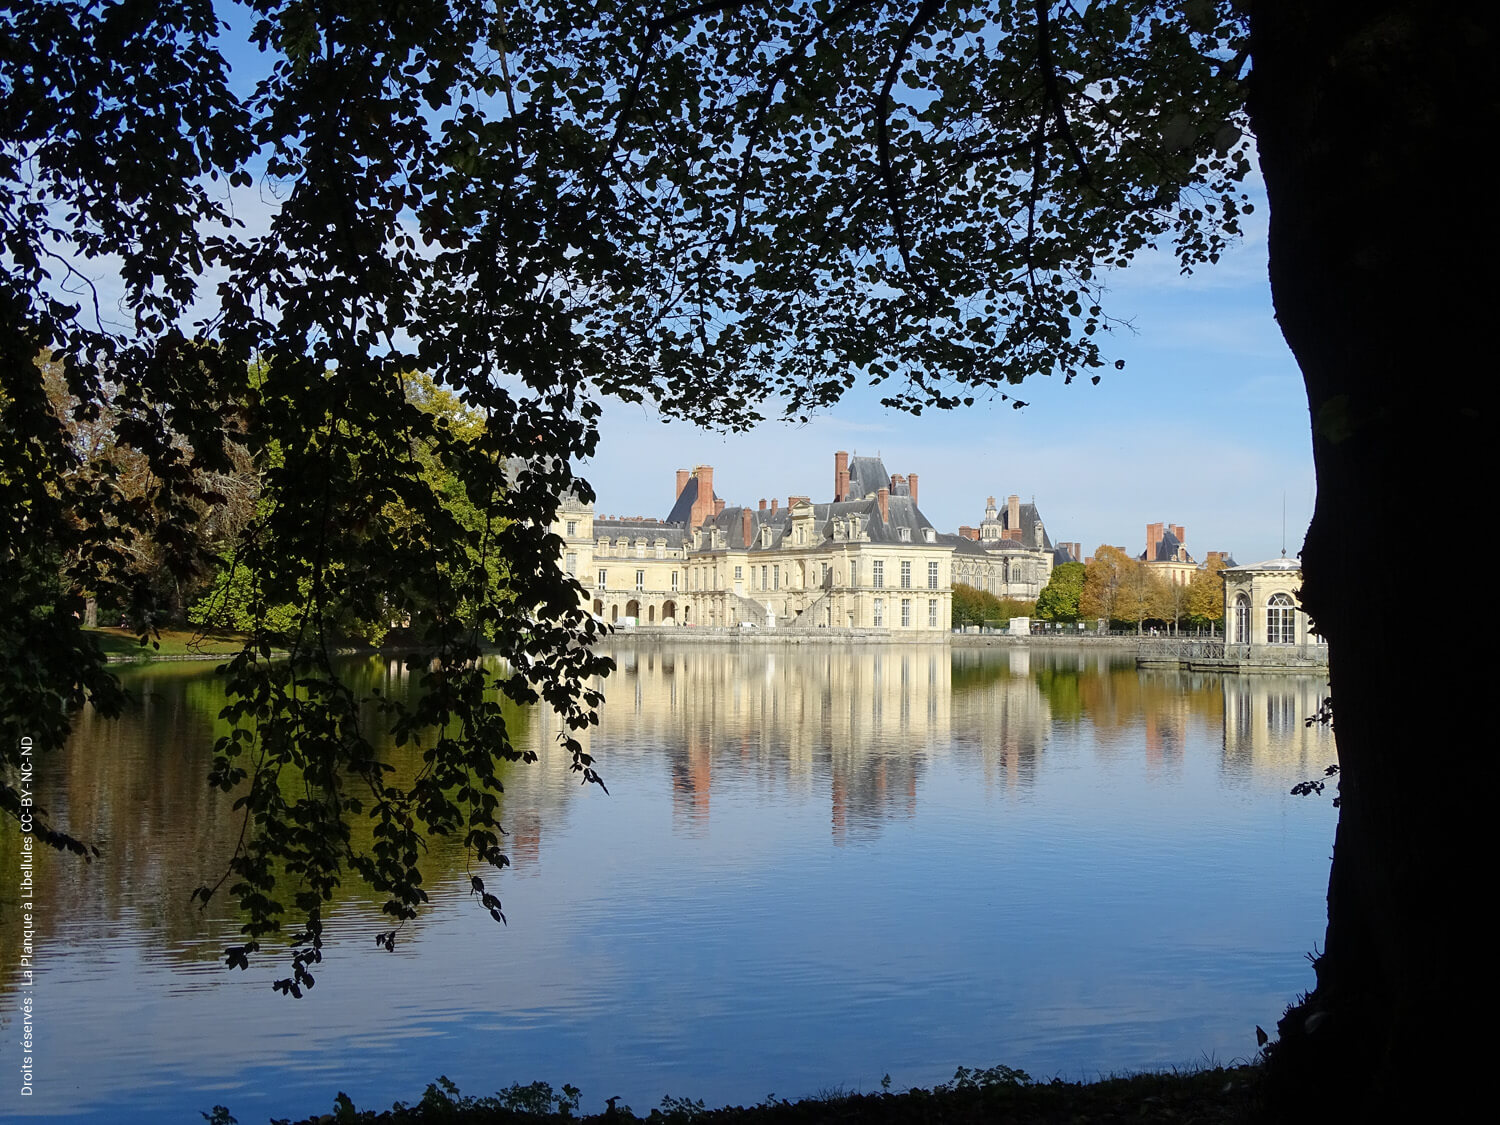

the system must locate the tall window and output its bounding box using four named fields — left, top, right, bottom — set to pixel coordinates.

left=1234, top=594, right=1251, bottom=643
left=1267, top=593, right=1296, bottom=644
left=734, top=565, right=743, bottom=581
left=671, top=571, right=678, bottom=591
left=635, top=569, right=646, bottom=592
left=850, top=560, right=859, bottom=587
left=873, top=598, right=884, bottom=627
left=597, top=569, right=608, bottom=590
left=928, top=561, right=939, bottom=589
left=900, top=560, right=912, bottom=588
left=901, top=598, right=911, bottom=626
left=873, top=560, right=884, bottom=588
left=928, top=599, right=938, bottom=627
left=564, top=552, right=577, bottom=576
left=566, top=520, right=577, bottom=537
left=773, top=565, right=780, bottom=590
